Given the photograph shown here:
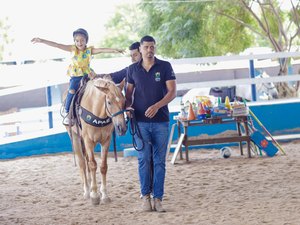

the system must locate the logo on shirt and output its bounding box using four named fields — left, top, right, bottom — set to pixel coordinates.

left=155, top=72, right=161, bottom=82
